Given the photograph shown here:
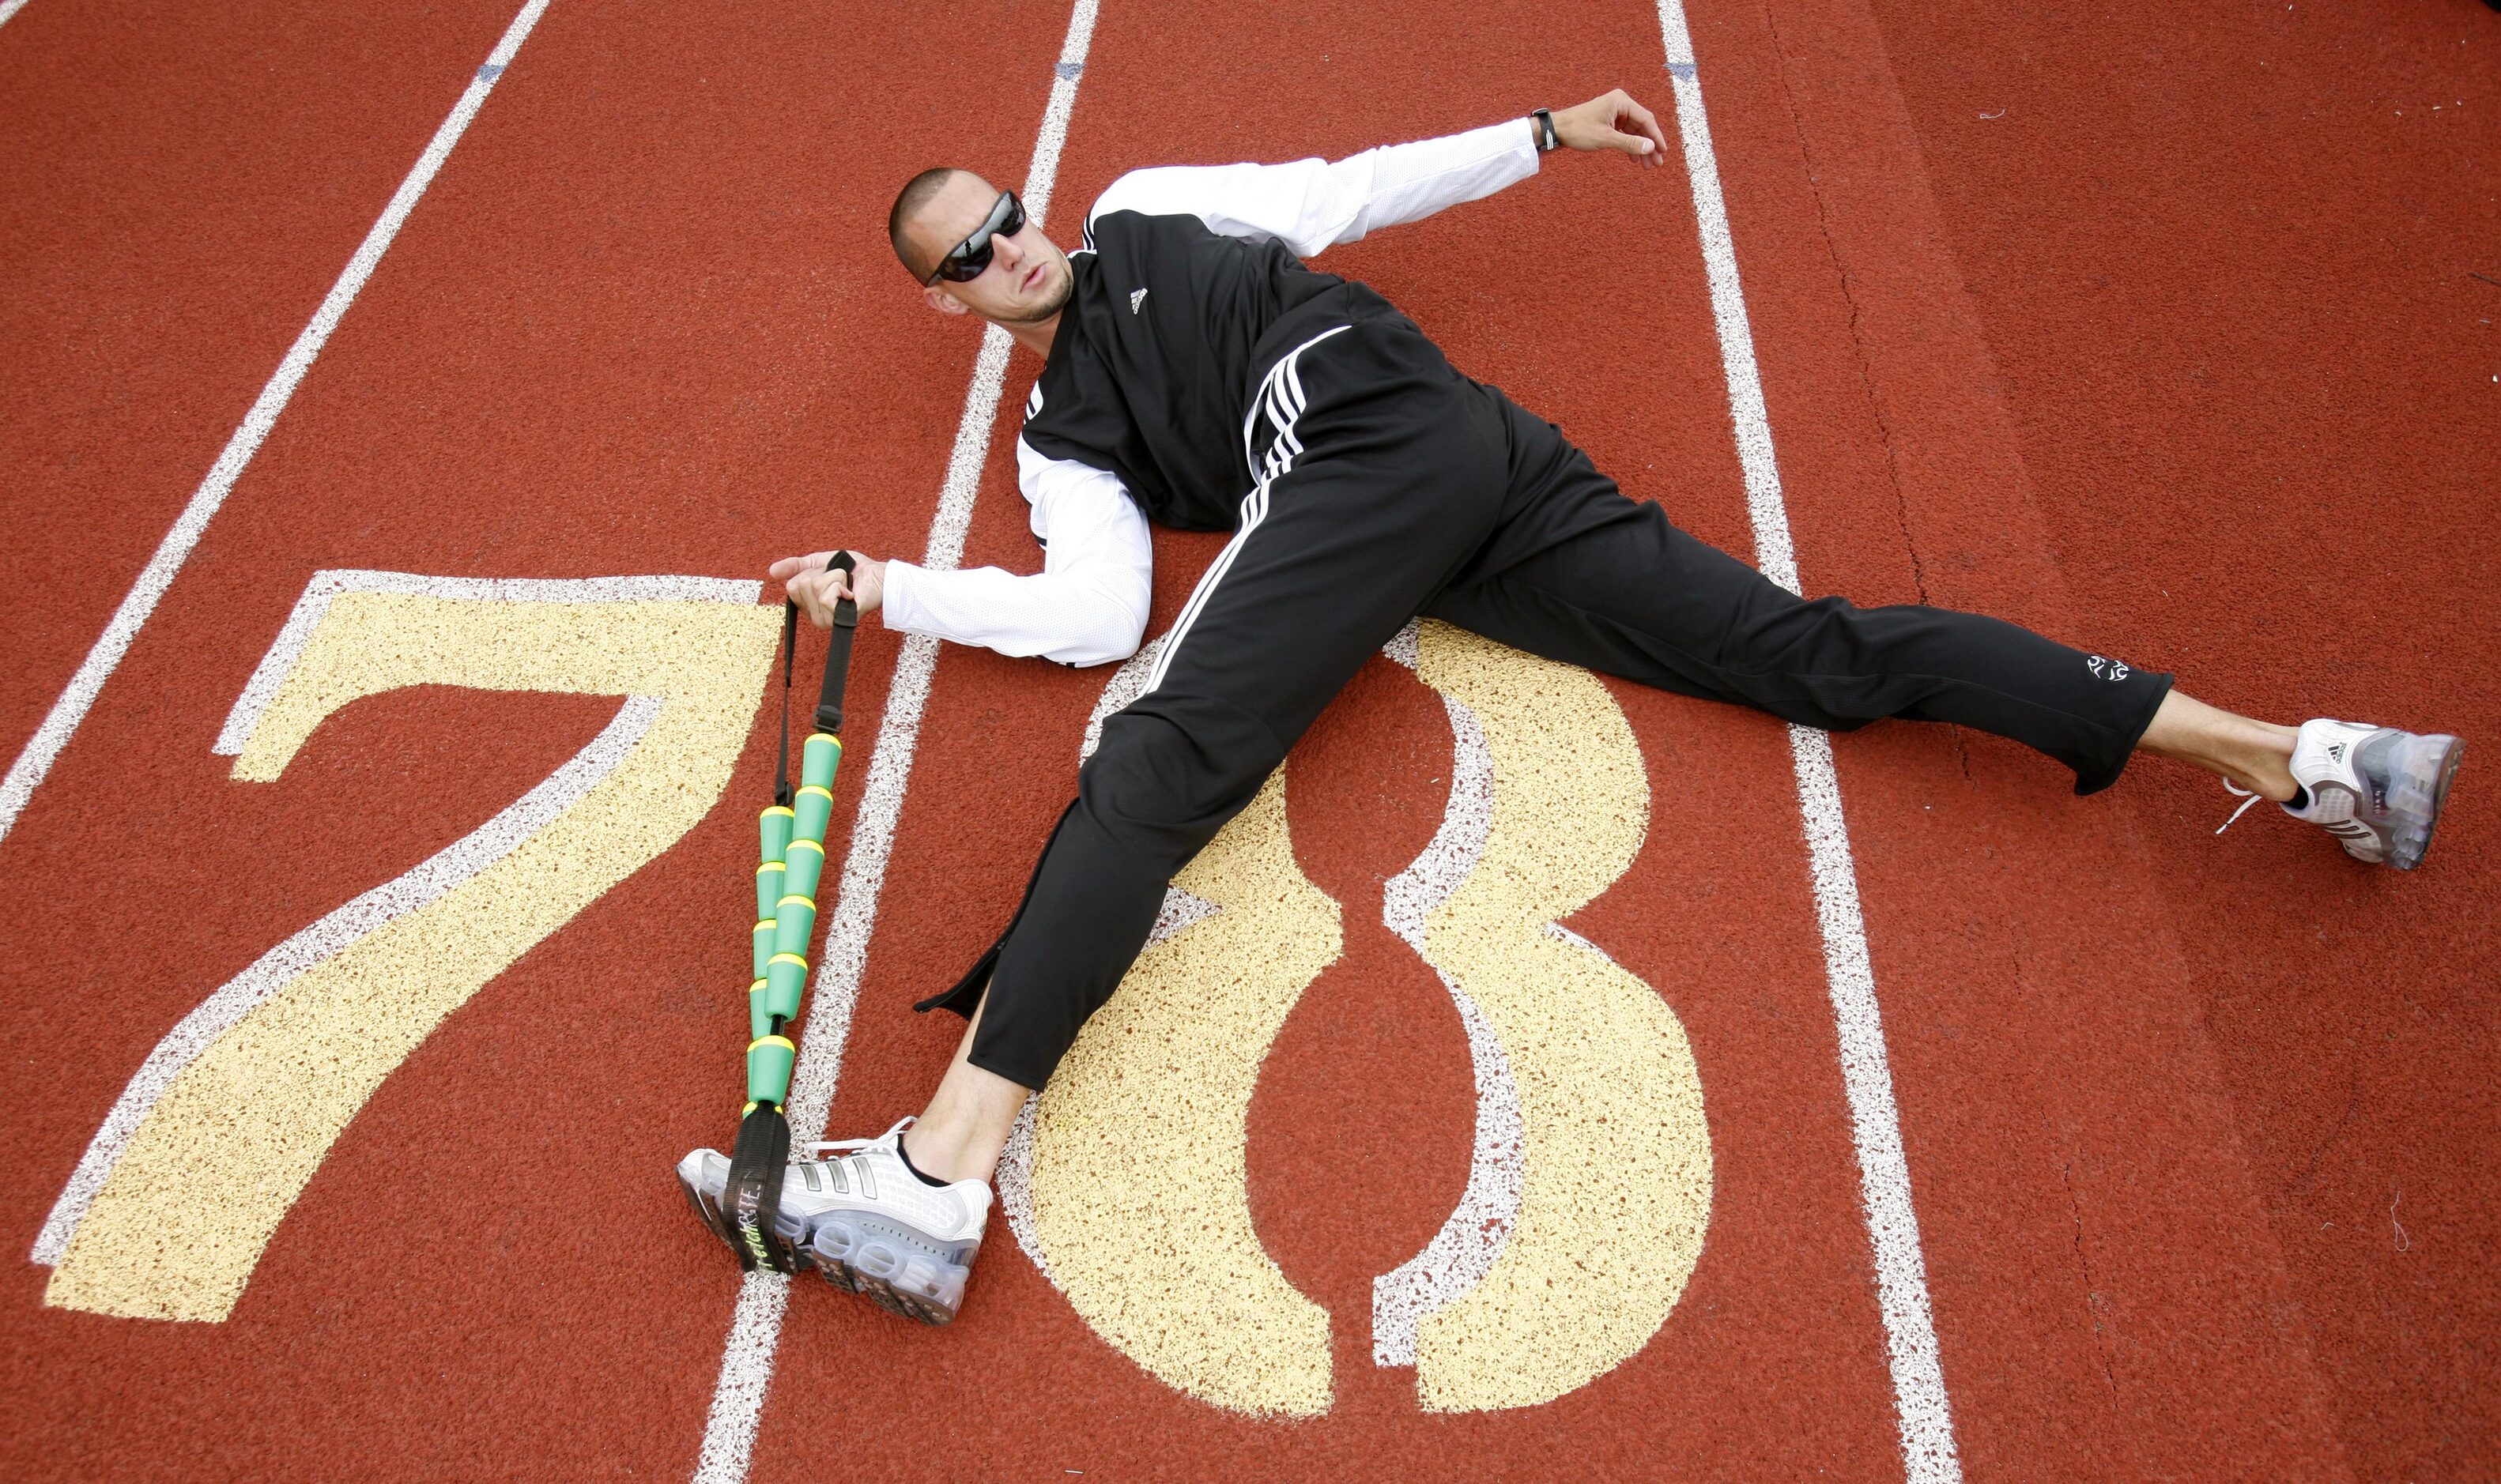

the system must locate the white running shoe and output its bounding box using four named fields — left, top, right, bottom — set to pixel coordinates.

left=677, top=1118, right=991, bottom=1324
left=2280, top=718, right=2465, bottom=869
